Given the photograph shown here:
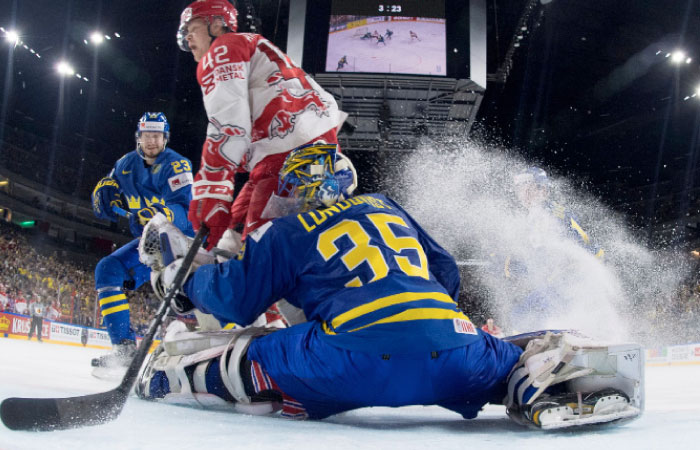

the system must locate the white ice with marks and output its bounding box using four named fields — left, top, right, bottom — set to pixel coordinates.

left=0, top=338, right=699, bottom=449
